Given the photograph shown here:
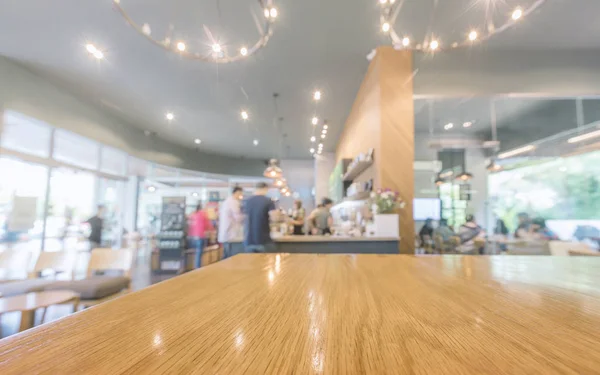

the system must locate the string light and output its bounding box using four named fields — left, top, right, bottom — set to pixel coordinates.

left=166, top=112, right=174, bottom=121
left=253, top=139, right=259, bottom=146
left=86, top=44, right=96, bottom=54
left=512, top=8, right=523, bottom=21
left=444, top=122, right=453, bottom=130
left=241, top=110, right=249, bottom=120
left=312, top=117, right=319, bottom=125
left=379, top=0, right=547, bottom=52
left=321, top=134, right=326, bottom=139
left=113, top=0, right=278, bottom=63
left=85, top=44, right=104, bottom=59
left=310, top=136, right=316, bottom=142
left=322, top=129, right=328, bottom=134
left=313, top=91, right=321, bottom=101
left=323, top=124, right=328, bottom=130
left=194, top=138, right=201, bottom=144
left=310, top=148, right=315, bottom=153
